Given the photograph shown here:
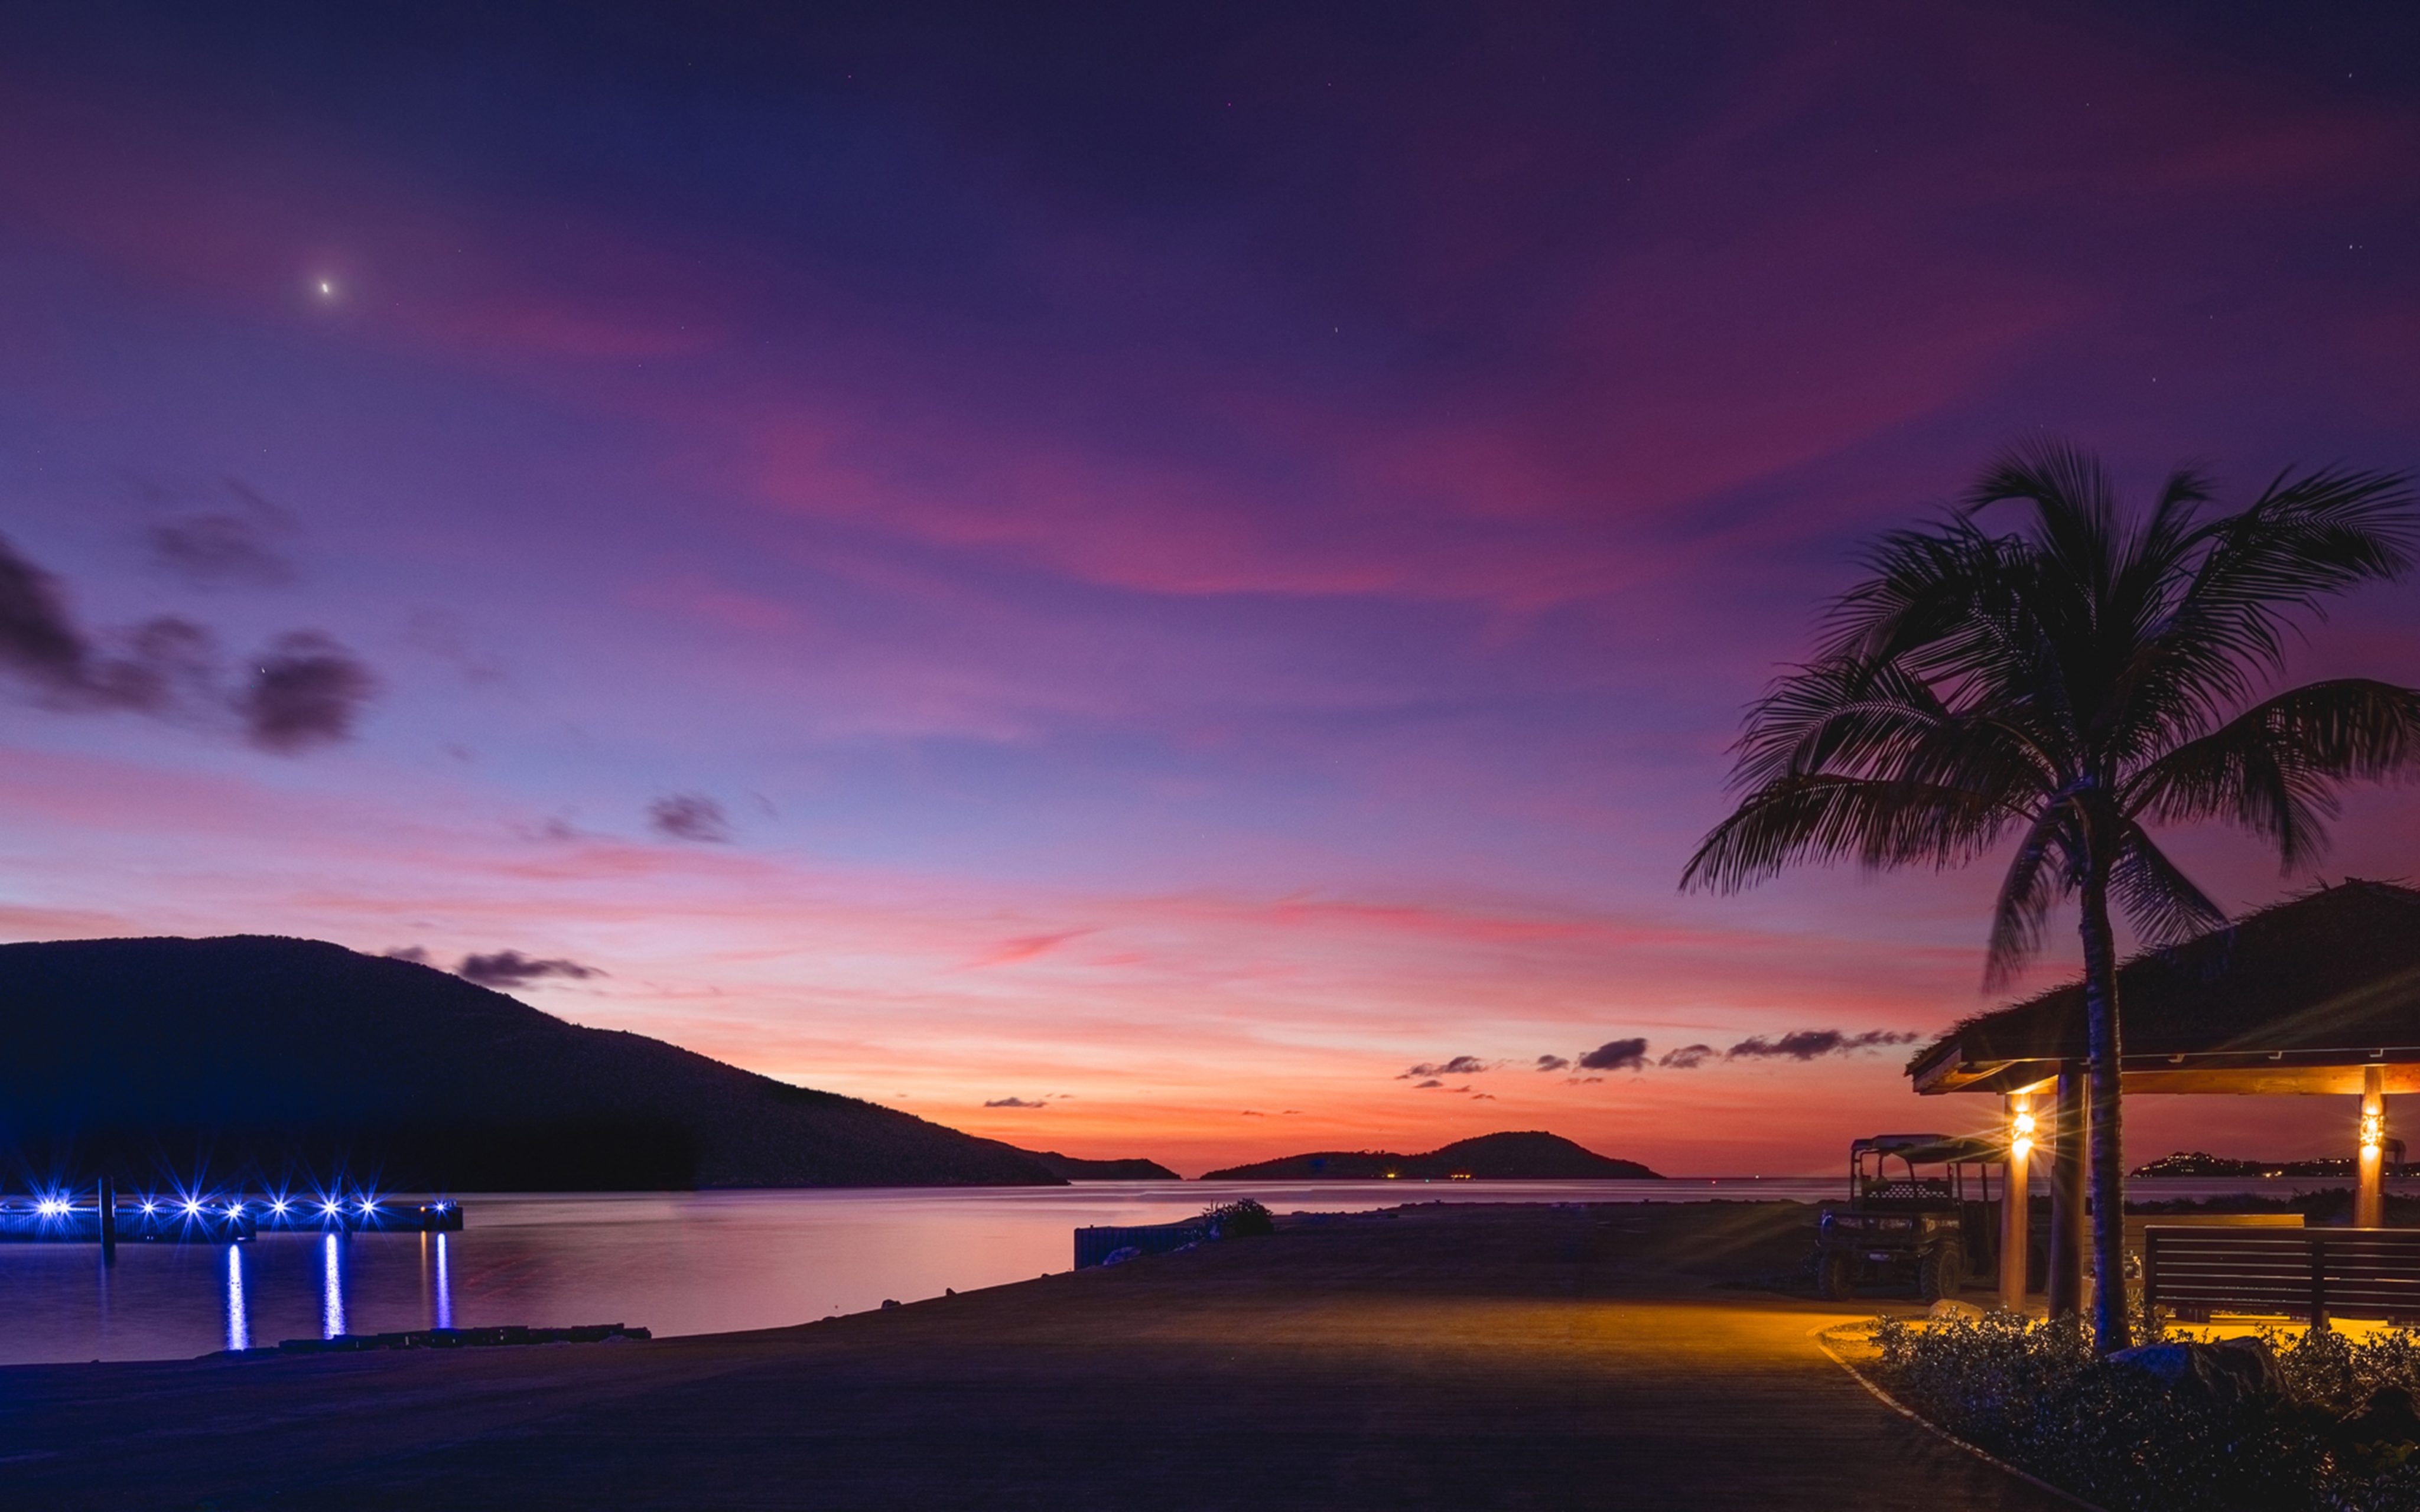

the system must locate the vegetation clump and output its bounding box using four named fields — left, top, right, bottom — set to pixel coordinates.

left=1200, top=1198, right=1275, bottom=1239
left=1868, top=1311, right=2420, bottom=1511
